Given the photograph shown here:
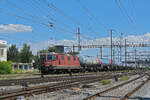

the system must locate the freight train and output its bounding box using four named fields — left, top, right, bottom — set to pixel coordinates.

left=39, top=52, right=132, bottom=74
